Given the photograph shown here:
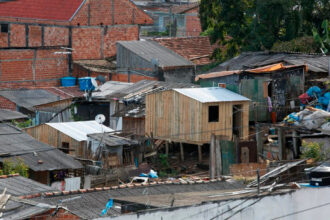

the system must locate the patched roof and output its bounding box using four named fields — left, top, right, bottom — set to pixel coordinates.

left=0, top=123, right=83, bottom=171
left=196, top=63, right=307, bottom=81
left=0, top=89, right=61, bottom=110
left=0, top=174, right=57, bottom=196
left=208, top=51, right=329, bottom=73
left=92, top=81, right=132, bottom=100
left=117, top=40, right=194, bottom=68
left=0, top=0, right=84, bottom=21
left=46, top=121, right=114, bottom=142
left=32, top=179, right=244, bottom=219
left=174, top=87, right=250, bottom=103
left=88, top=133, right=138, bottom=147
left=153, top=36, right=213, bottom=65
left=0, top=109, right=28, bottom=121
